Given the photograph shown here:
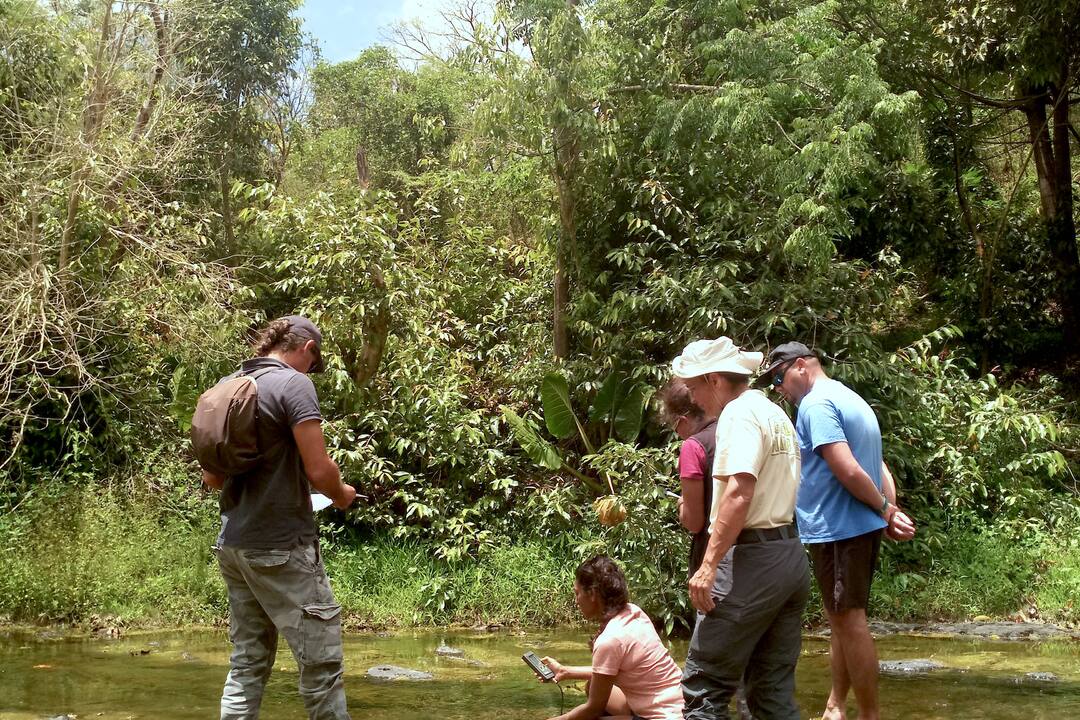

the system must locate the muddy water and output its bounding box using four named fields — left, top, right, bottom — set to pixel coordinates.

left=1, top=628, right=1077, bottom=719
